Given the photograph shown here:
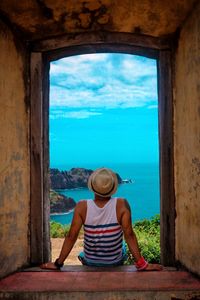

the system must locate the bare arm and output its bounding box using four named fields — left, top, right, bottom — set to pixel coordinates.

left=57, top=201, right=84, bottom=263
left=120, top=199, right=141, bottom=261
left=40, top=201, right=85, bottom=270
left=119, top=199, right=162, bottom=271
